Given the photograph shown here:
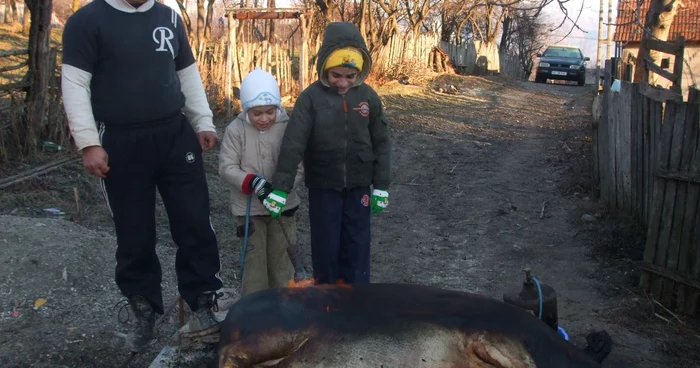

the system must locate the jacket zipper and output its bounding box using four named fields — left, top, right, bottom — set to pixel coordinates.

left=342, top=96, right=348, bottom=187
